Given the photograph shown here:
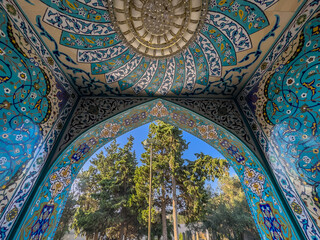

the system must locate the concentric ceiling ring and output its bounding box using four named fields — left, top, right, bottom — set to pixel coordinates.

left=108, top=0, right=208, bottom=59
